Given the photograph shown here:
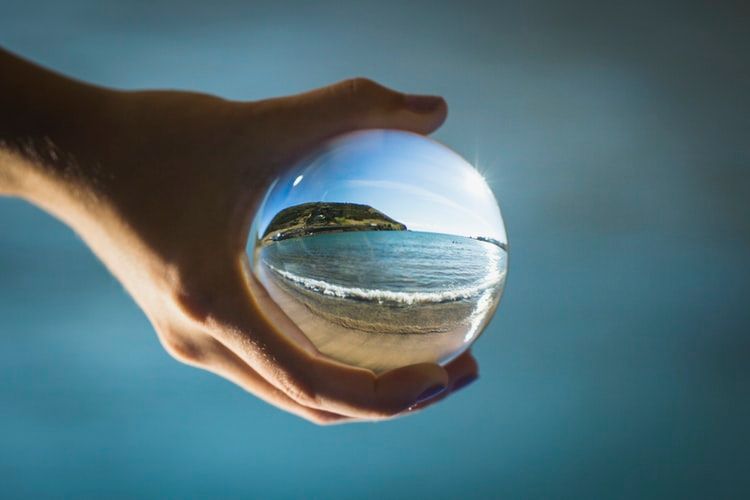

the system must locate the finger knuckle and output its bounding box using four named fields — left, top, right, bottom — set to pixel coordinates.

left=282, top=377, right=320, bottom=408
left=306, top=412, right=344, bottom=426
left=340, top=77, right=381, bottom=101
left=173, top=289, right=214, bottom=325
left=367, top=394, right=417, bottom=419
left=160, top=332, right=206, bottom=365
left=367, top=406, right=402, bottom=420
left=164, top=261, right=232, bottom=328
